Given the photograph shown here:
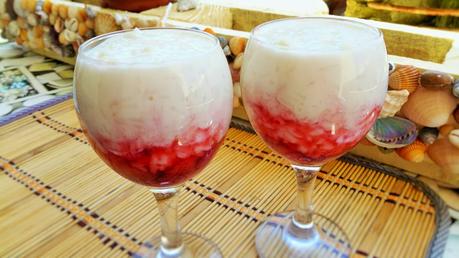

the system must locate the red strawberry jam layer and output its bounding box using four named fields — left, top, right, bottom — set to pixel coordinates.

left=246, top=100, right=381, bottom=165
left=84, top=126, right=224, bottom=188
